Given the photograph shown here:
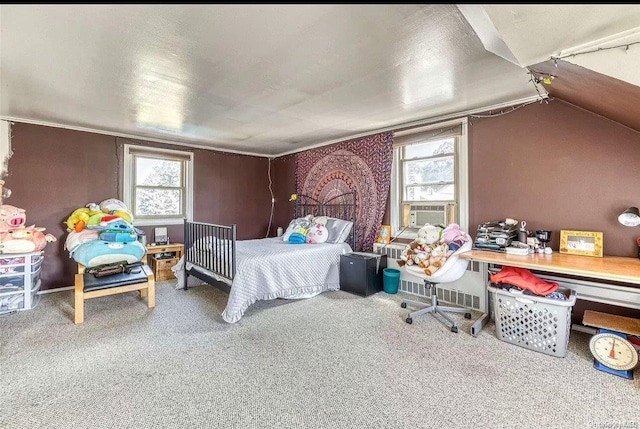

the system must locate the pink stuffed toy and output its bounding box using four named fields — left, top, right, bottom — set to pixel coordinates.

left=306, top=223, right=328, bottom=244
left=0, top=226, right=57, bottom=253
left=0, top=204, right=26, bottom=232
left=441, top=223, right=469, bottom=251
